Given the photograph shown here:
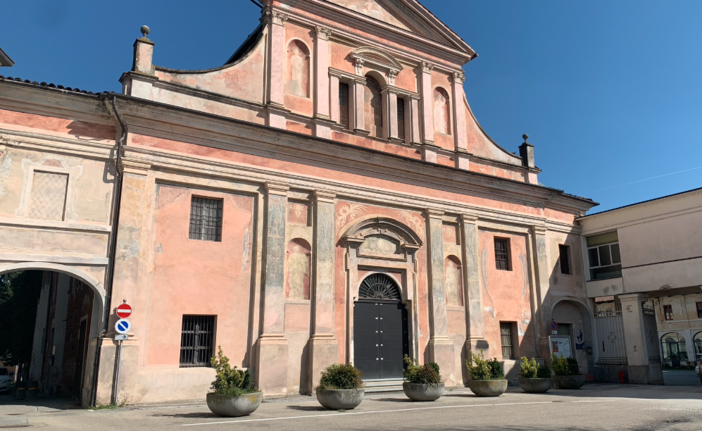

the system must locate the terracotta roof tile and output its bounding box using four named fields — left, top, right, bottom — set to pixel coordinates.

left=0, top=75, right=99, bottom=95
